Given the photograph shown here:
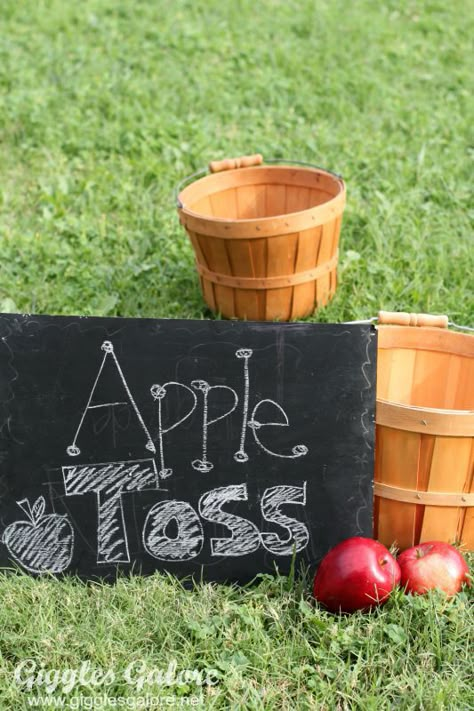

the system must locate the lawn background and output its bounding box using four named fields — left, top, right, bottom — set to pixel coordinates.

left=0, top=0, right=473, bottom=708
